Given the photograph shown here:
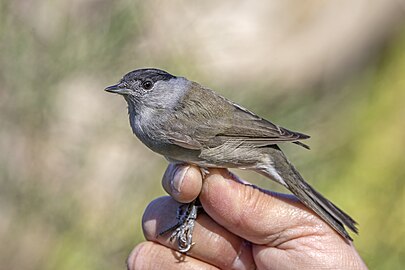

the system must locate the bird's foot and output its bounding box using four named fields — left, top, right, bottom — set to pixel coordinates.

left=199, top=167, right=209, bottom=179
left=159, top=199, right=201, bottom=253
